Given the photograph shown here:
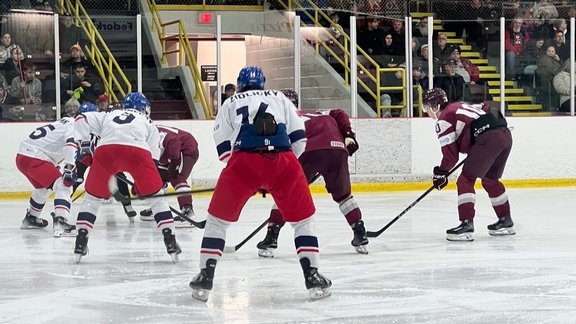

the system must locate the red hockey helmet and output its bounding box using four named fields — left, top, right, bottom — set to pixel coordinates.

left=423, top=88, right=448, bottom=117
